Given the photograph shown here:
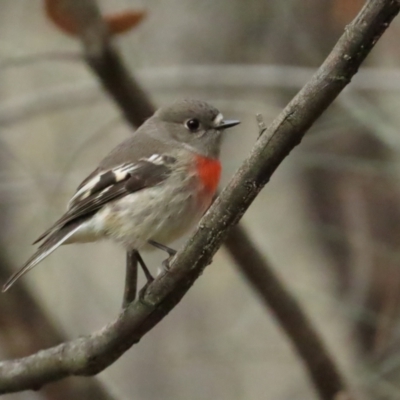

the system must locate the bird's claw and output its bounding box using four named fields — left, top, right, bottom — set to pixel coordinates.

left=138, top=278, right=154, bottom=305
